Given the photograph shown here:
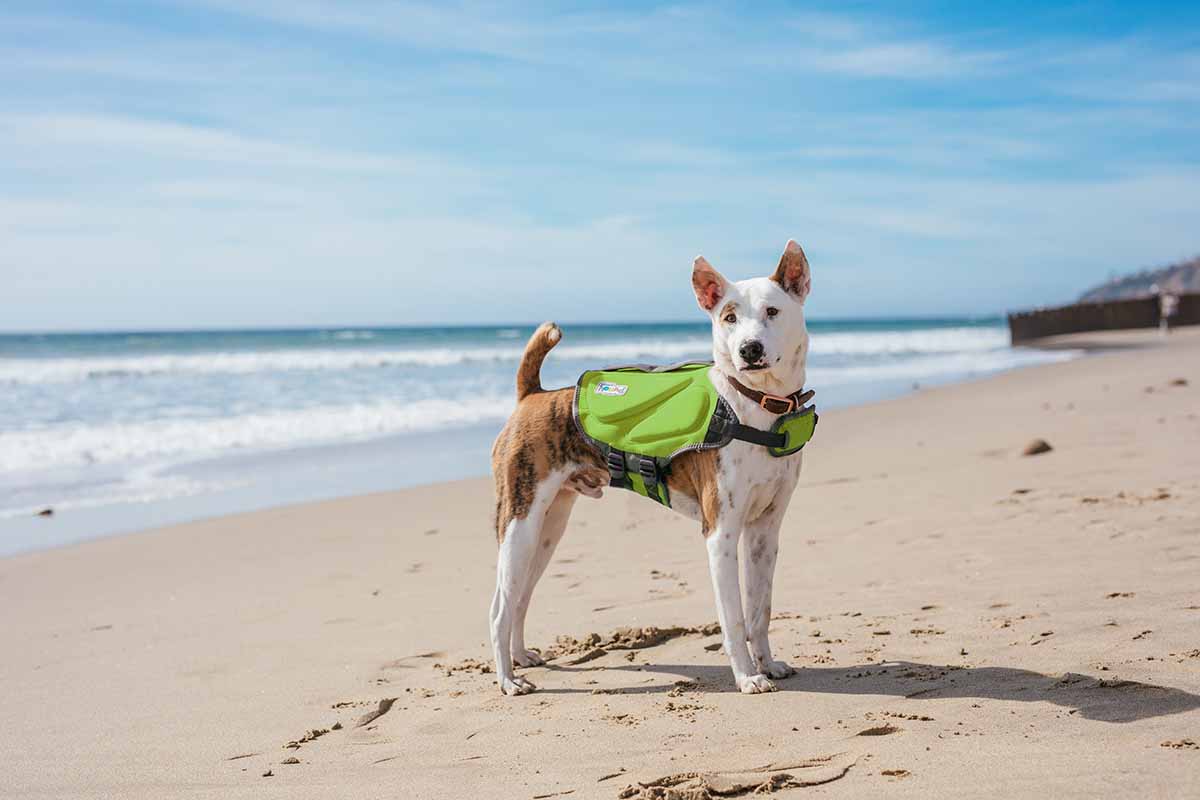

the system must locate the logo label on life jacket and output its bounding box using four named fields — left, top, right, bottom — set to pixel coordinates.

left=595, top=381, right=629, bottom=397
